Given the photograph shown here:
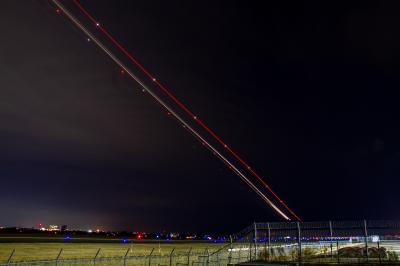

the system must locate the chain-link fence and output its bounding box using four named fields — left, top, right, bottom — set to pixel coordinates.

left=2, top=220, right=400, bottom=265
left=226, top=220, right=400, bottom=265
left=0, top=246, right=221, bottom=266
